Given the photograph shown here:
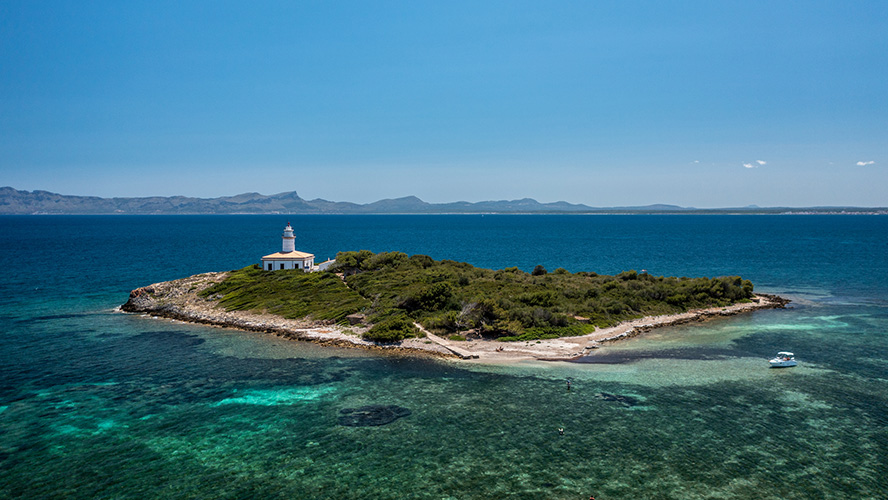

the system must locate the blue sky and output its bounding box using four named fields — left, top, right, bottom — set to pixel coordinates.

left=1, top=1, right=885, bottom=207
